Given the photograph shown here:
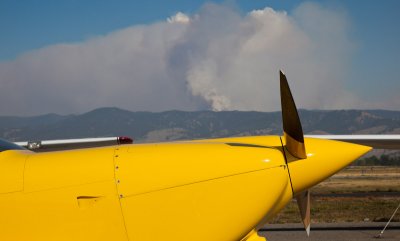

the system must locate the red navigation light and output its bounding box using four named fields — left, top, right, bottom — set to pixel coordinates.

left=117, top=136, right=134, bottom=145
